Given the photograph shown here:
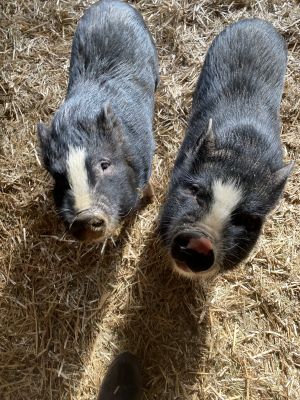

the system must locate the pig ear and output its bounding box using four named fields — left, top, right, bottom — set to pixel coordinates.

left=37, top=123, right=52, bottom=168
left=273, top=161, right=294, bottom=187
left=195, top=118, right=216, bottom=153
left=204, top=118, right=215, bottom=151
left=177, top=119, right=215, bottom=173
left=37, top=123, right=51, bottom=148
left=98, top=102, right=123, bottom=141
